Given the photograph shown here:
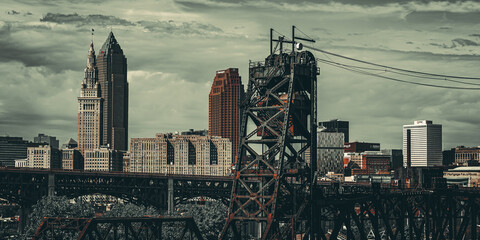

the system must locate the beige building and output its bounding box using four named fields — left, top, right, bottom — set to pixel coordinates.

left=26, top=145, right=61, bottom=169
left=14, top=159, right=27, bottom=168
left=123, top=151, right=130, bottom=172
left=129, top=133, right=232, bottom=176
left=84, top=147, right=122, bottom=171
left=454, top=146, right=480, bottom=165
left=78, top=41, right=103, bottom=155
left=444, top=166, right=480, bottom=187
